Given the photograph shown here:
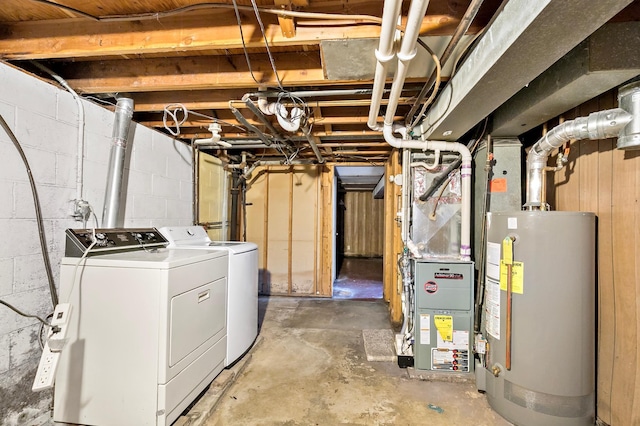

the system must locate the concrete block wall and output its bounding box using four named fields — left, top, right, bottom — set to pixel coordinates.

left=0, top=63, right=194, bottom=425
